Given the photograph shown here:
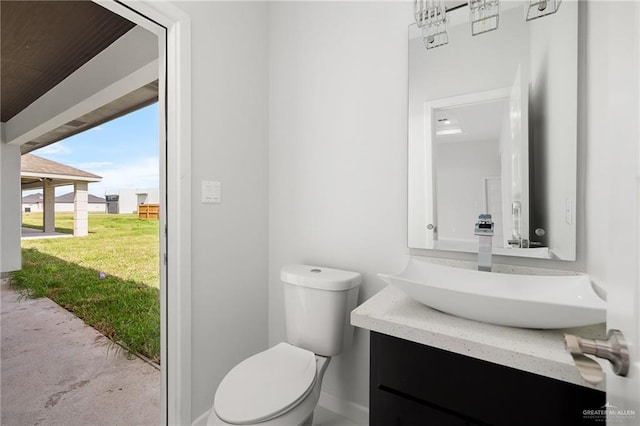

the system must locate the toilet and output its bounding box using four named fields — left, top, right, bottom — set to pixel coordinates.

left=207, top=264, right=361, bottom=426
